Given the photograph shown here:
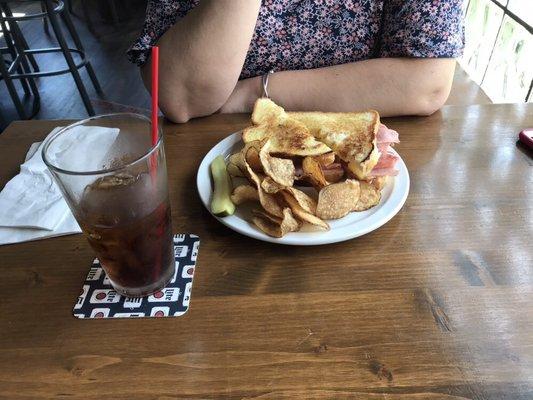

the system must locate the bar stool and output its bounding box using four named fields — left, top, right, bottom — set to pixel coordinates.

left=0, top=0, right=103, bottom=116
left=0, top=10, right=40, bottom=119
